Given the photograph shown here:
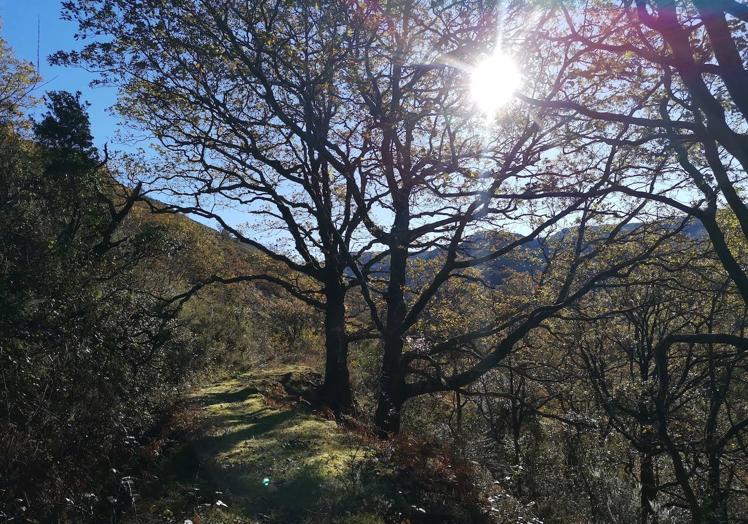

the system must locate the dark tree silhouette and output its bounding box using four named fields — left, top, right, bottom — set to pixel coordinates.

left=521, top=0, right=748, bottom=306
left=59, top=0, right=684, bottom=434
left=58, top=0, right=380, bottom=414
